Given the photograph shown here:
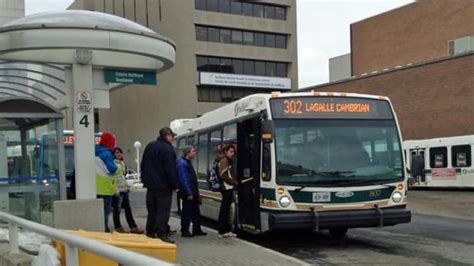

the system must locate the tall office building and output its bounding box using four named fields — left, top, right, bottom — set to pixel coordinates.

left=0, top=0, right=24, bottom=25
left=69, top=0, right=298, bottom=156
